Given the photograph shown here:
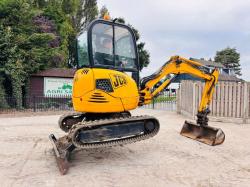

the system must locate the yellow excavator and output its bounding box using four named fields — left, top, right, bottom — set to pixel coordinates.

left=49, top=18, right=225, bottom=174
